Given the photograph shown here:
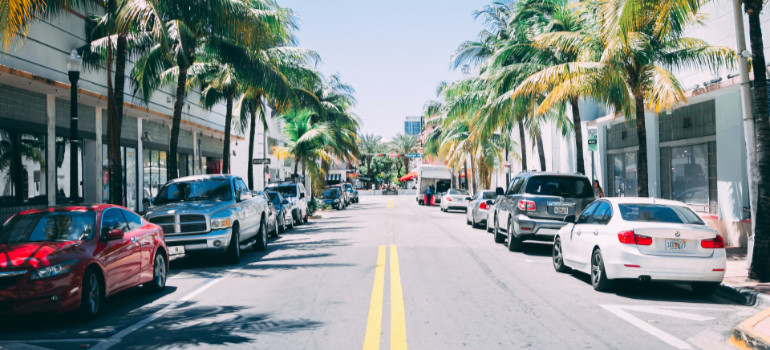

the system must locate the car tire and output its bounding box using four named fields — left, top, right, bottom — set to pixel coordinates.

left=552, top=237, right=570, bottom=273
left=591, top=249, right=613, bottom=292
left=295, top=210, right=303, bottom=226
left=691, top=282, right=720, bottom=296
left=472, top=216, right=480, bottom=229
left=77, top=268, right=102, bottom=321
left=493, top=217, right=506, bottom=243
left=303, top=212, right=309, bottom=223
left=278, top=214, right=286, bottom=234
left=271, top=218, right=279, bottom=238
left=288, top=215, right=294, bottom=229
left=253, top=219, right=267, bottom=252
left=145, top=252, right=167, bottom=293
left=466, top=217, right=471, bottom=225
left=507, top=220, right=523, bottom=252
left=224, top=225, right=241, bottom=264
